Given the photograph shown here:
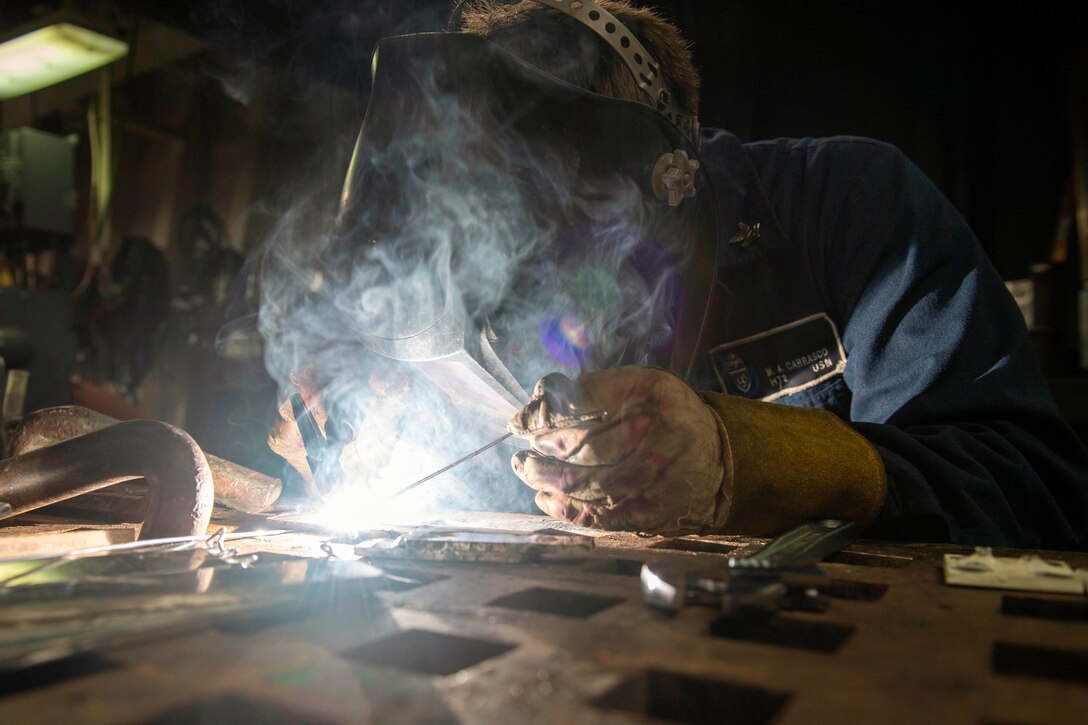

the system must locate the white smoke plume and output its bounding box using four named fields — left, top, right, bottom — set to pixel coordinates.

left=204, top=5, right=694, bottom=523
